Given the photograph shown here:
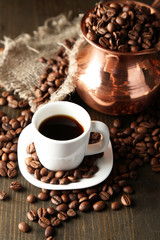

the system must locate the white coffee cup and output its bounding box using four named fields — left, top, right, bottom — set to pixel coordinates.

left=32, top=101, right=110, bottom=171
